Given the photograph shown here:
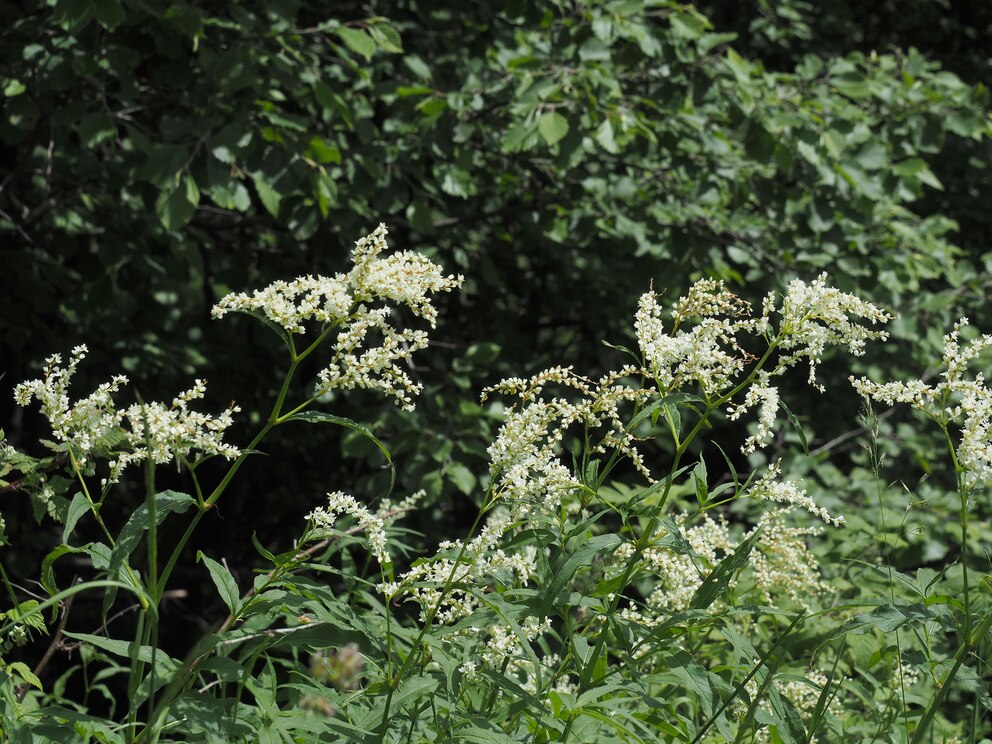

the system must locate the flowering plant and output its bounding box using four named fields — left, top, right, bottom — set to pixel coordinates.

left=0, top=236, right=987, bottom=743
